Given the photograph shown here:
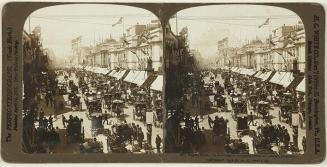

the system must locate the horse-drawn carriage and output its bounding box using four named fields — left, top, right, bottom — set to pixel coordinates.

left=80, top=139, right=103, bottom=153
left=215, top=84, right=224, bottom=95
left=231, top=96, right=247, bottom=116
left=203, top=84, right=214, bottom=95
left=225, top=139, right=249, bottom=154
left=214, top=93, right=227, bottom=108
left=279, top=103, right=293, bottom=125
left=212, top=117, right=229, bottom=145
left=78, top=78, right=88, bottom=93
left=58, top=81, right=67, bottom=95
left=153, top=99, right=163, bottom=125
left=65, top=116, right=84, bottom=143
left=87, top=99, right=102, bottom=114
left=107, top=124, right=132, bottom=153
left=279, top=93, right=295, bottom=125
left=84, top=92, right=102, bottom=119
left=134, top=101, right=147, bottom=121
left=68, top=93, right=82, bottom=110
left=257, top=101, right=270, bottom=122
left=90, top=112, right=104, bottom=136
left=112, top=99, right=124, bottom=117
left=103, top=93, right=113, bottom=110
left=249, top=94, right=258, bottom=109
left=231, top=97, right=249, bottom=136
left=108, top=139, right=128, bottom=153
